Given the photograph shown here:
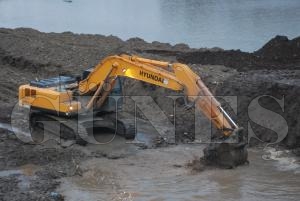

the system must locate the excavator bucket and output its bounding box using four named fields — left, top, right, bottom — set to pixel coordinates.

left=202, top=128, right=248, bottom=168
